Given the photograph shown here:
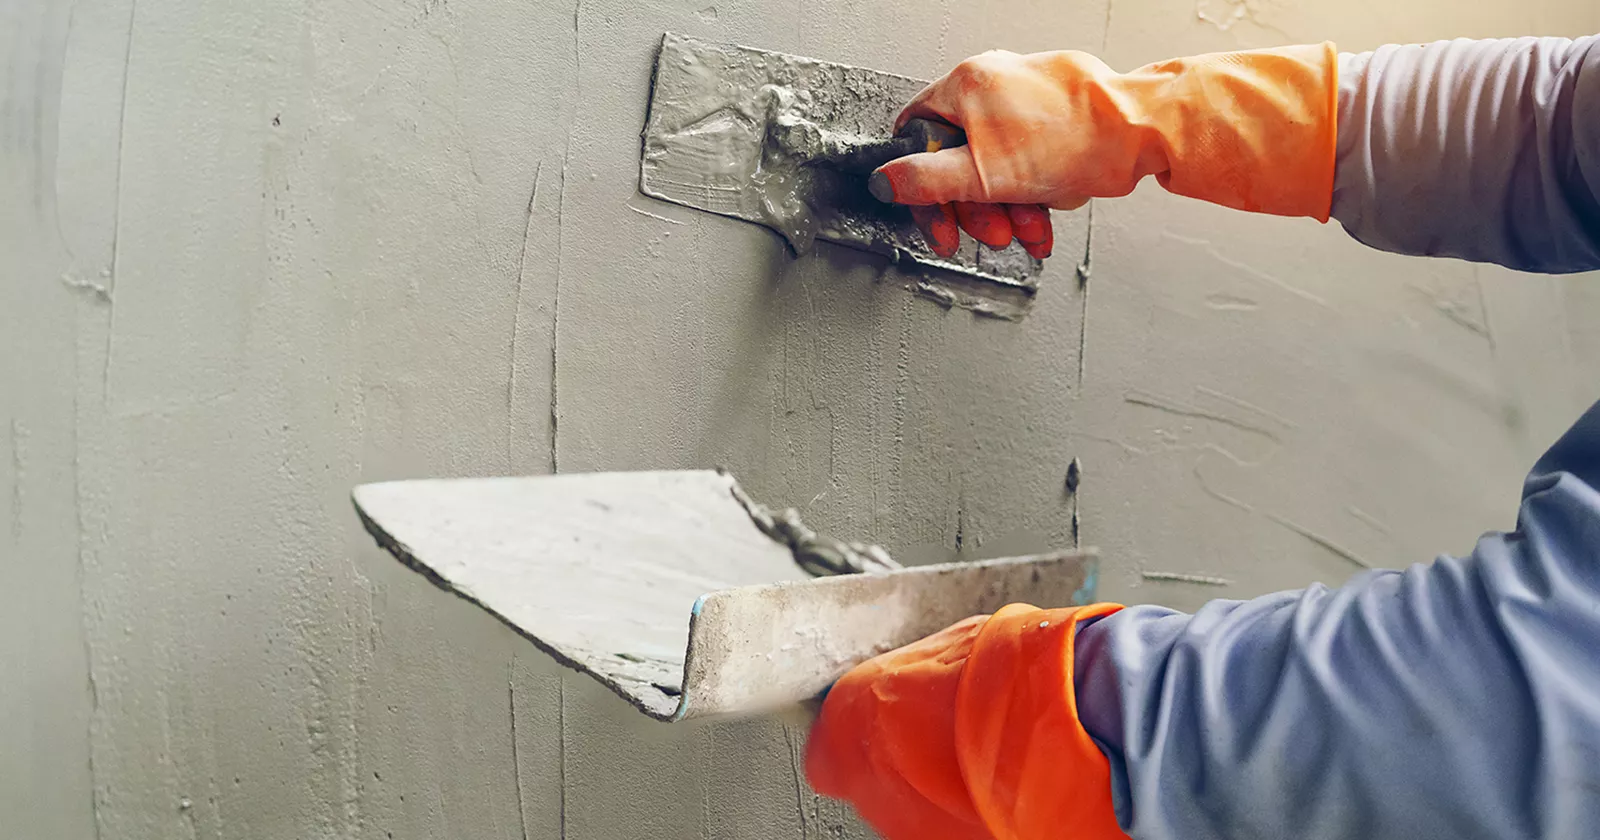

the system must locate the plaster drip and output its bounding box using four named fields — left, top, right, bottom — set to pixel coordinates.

left=1125, top=390, right=1280, bottom=441
left=890, top=294, right=913, bottom=543
left=1141, top=570, right=1232, bottom=586
left=1195, top=0, right=1247, bottom=30
left=74, top=303, right=106, bottom=840
left=1192, top=386, right=1294, bottom=430
left=1474, top=272, right=1498, bottom=354
left=508, top=664, right=529, bottom=840
left=60, top=271, right=113, bottom=302
left=1205, top=292, right=1260, bottom=312
left=551, top=164, right=564, bottom=475
left=1193, top=461, right=1372, bottom=569
left=1262, top=511, right=1372, bottom=569
left=1077, top=203, right=1093, bottom=391
left=9, top=420, right=23, bottom=541
left=557, top=679, right=566, bottom=840
left=783, top=723, right=809, bottom=833
left=728, top=476, right=900, bottom=576
left=1190, top=444, right=1373, bottom=569
left=1346, top=505, right=1392, bottom=535
left=551, top=0, right=581, bottom=475
left=1195, top=0, right=1290, bottom=37
left=1162, top=231, right=1328, bottom=308
left=1065, top=457, right=1082, bottom=548
left=936, top=0, right=952, bottom=63
left=509, top=161, right=542, bottom=469
left=100, top=0, right=139, bottom=411
left=626, top=203, right=684, bottom=226
left=1411, top=283, right=1492, bottom=340
left=1193, top=460, right=1255, bottom=512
